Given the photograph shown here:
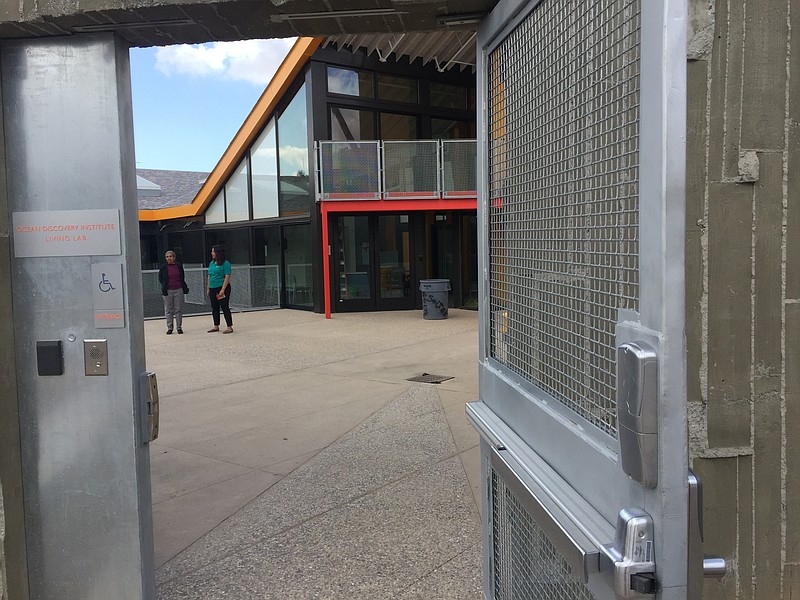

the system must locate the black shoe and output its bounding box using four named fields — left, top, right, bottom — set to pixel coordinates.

left=166, top=329, right=173, bottom=335
left=177, top=328, right=183, bottom=334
